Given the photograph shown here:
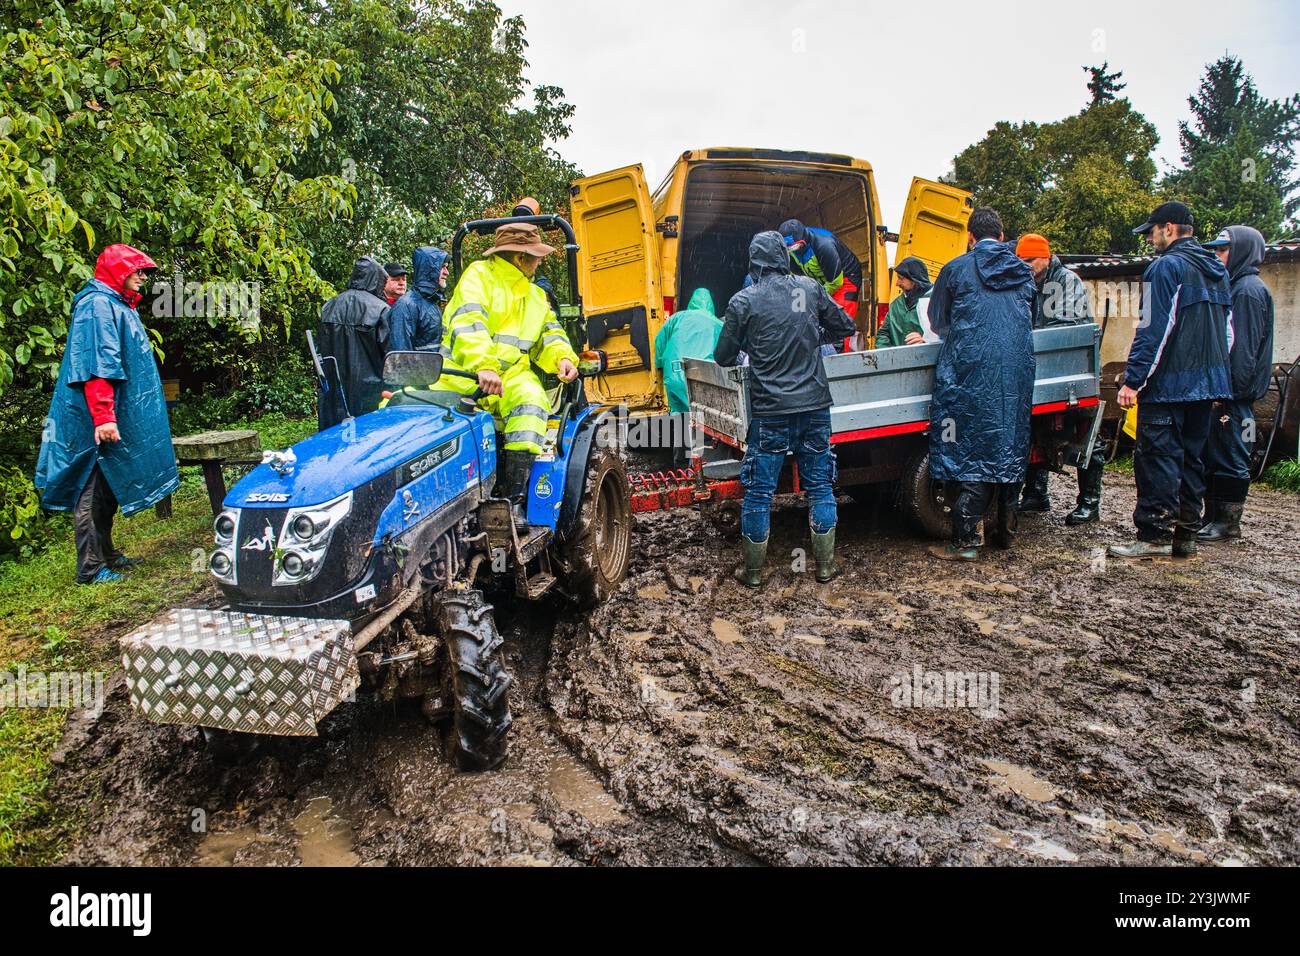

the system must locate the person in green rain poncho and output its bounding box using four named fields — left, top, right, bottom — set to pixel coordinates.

left=874, top=256, right=932, bottom=348
left=654, top=288, right=724, bottom=415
